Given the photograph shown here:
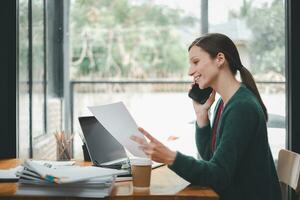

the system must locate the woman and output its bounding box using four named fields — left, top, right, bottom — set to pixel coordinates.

left=131, top=33, right=282, bottom=200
